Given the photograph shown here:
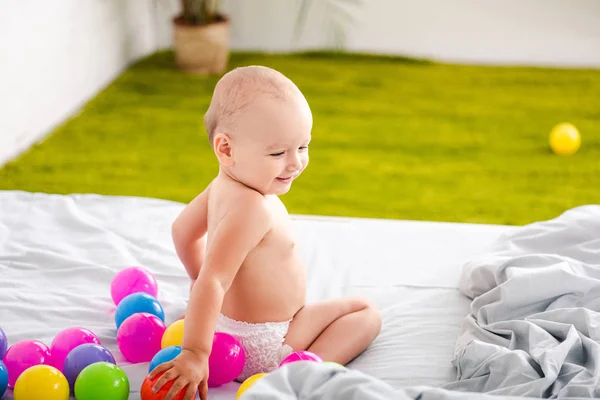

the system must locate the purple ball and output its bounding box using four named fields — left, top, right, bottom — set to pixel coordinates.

left=0, top=328, right=7, bottom=359
left=63, top=343, right=115, bottom=389
left=207, top=332, right=245, bottom=387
